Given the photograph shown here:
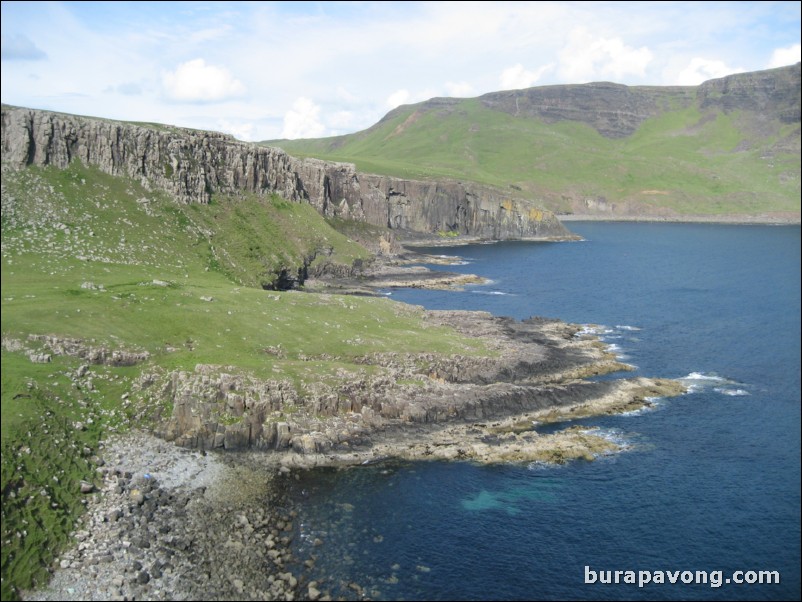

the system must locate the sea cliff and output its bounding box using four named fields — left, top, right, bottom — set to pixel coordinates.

left=1, top=105, right=571, bottom=241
